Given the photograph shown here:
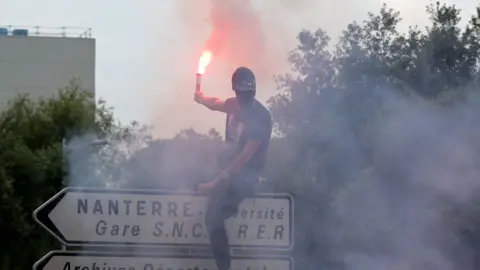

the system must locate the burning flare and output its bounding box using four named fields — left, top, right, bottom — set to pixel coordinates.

left=197, top=51, right=213, bottom=75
